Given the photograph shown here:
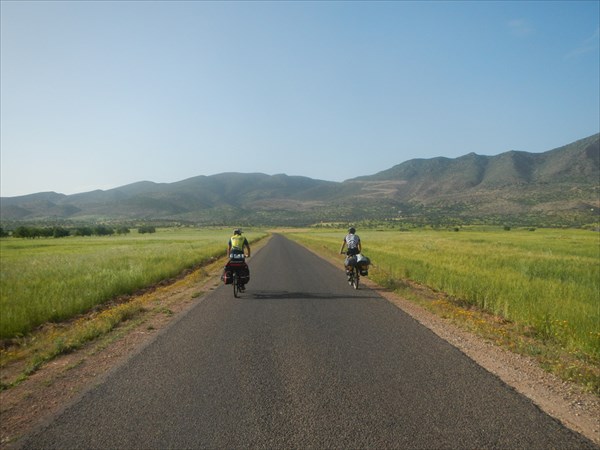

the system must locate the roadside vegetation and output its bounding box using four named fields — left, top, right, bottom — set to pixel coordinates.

left=1, top=227, right=268, bottom=389
left=0, top=228, right=267, bottom=341
left=1, top=224, right=598, bottom=395
left=285, top=226, right=599, bottom=393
